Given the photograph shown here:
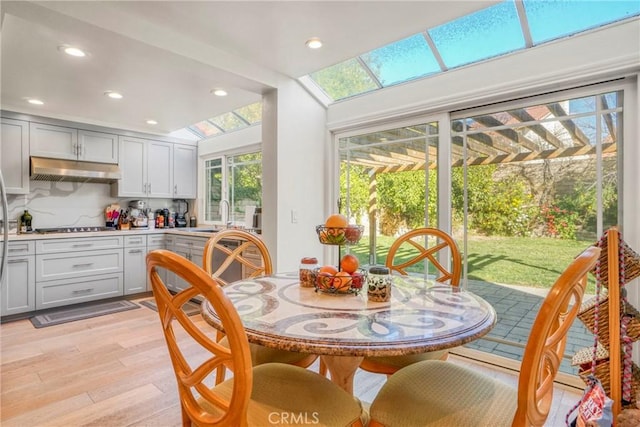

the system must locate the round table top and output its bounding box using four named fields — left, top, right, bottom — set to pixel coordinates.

left=201, top=273, right=497, bottom=357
